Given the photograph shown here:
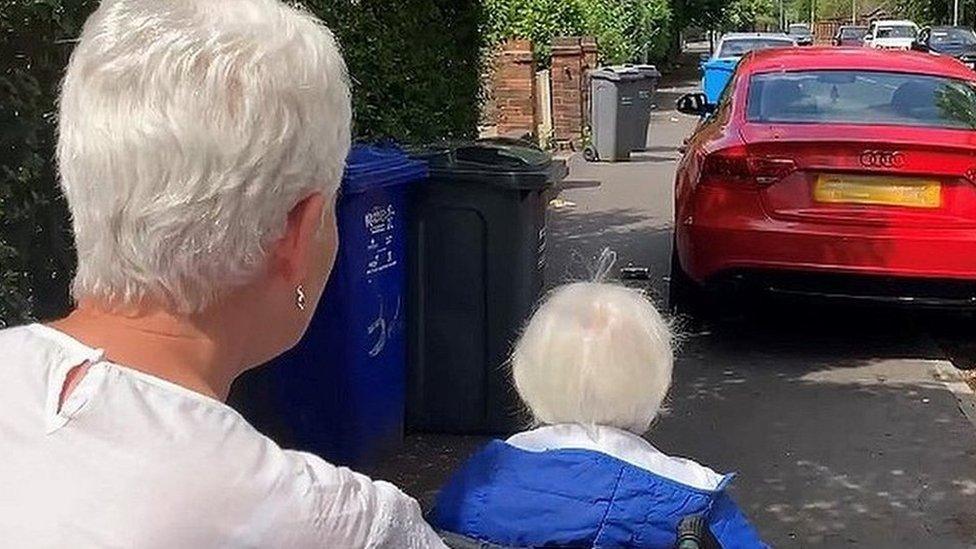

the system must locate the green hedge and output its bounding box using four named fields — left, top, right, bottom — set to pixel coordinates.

left=0, top=1, right=94, bottom=327
left=484, top=0, right=673, bottom=64
left=313, top=0, right=483, bottom=143
left=0, top=0, right=482, bottom=327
